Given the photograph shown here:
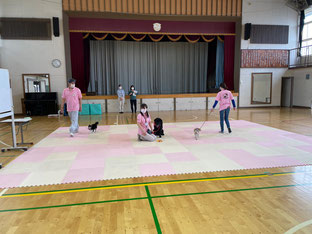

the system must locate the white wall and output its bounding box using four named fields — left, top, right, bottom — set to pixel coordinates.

left=240, top=0, right=298, bottom=107
left=285, top=68, right=312, bottom=107
left=0, top=0, right=66, bottom=114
